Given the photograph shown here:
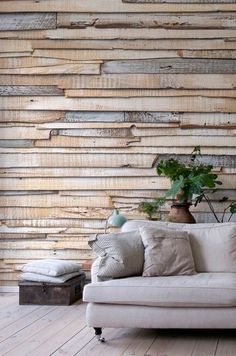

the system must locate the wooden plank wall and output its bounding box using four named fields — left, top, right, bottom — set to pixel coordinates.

left=0, top=0, right=236, bottom=287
